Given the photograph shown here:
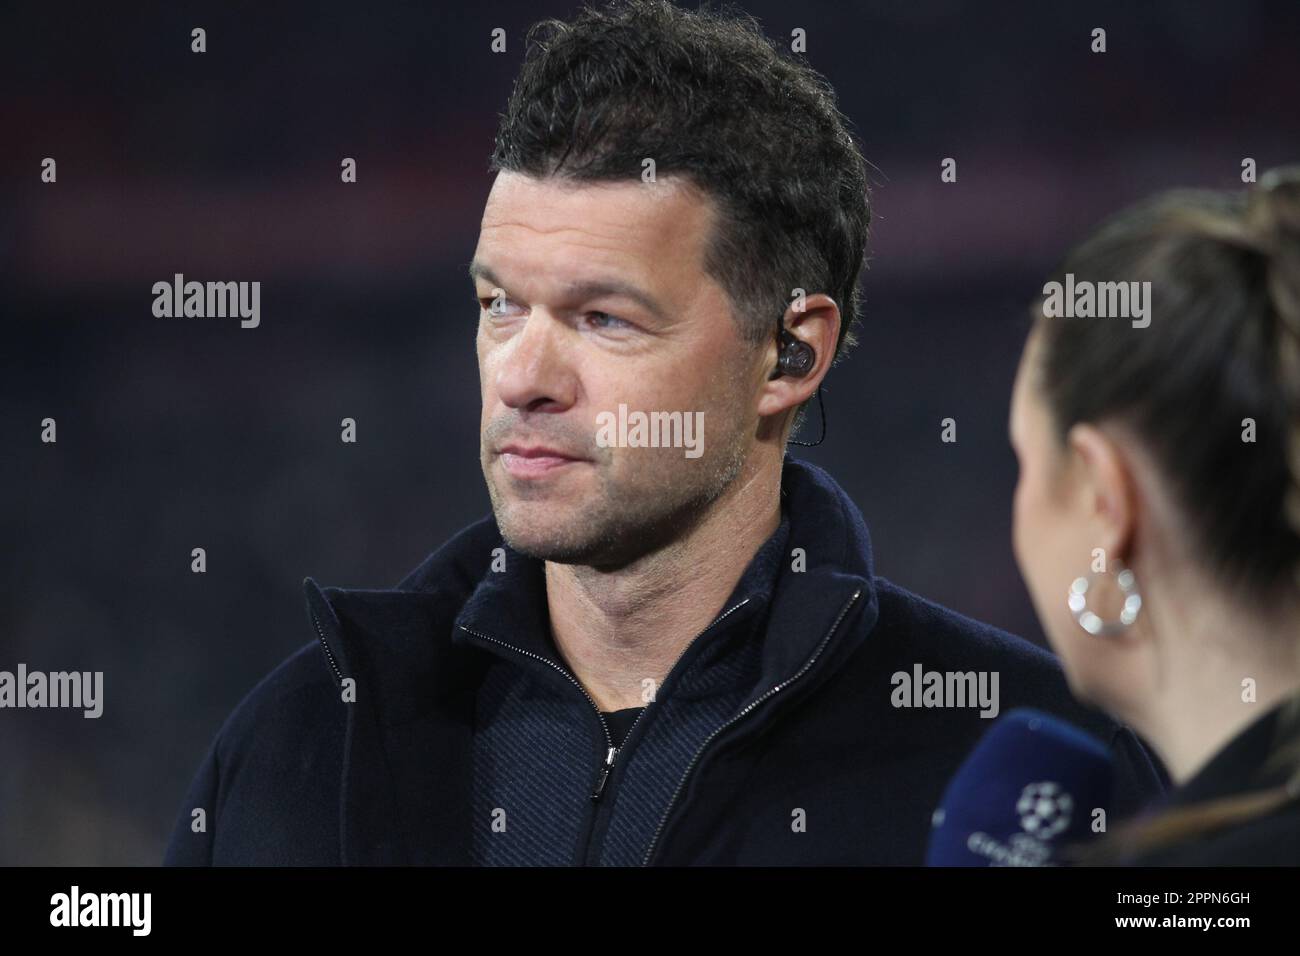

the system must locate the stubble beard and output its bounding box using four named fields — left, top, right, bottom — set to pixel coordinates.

left=482, top=419, right=751, bottom=570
